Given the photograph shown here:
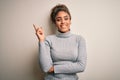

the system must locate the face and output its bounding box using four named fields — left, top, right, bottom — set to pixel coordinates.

left=55, top=11, right=71, bottom=33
